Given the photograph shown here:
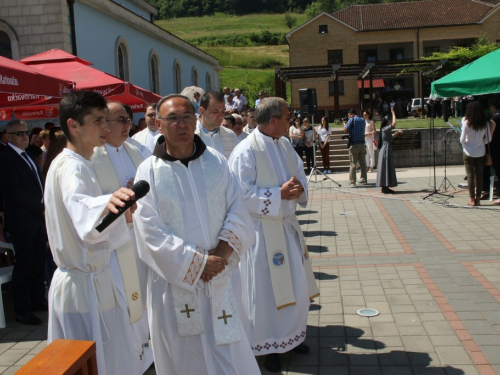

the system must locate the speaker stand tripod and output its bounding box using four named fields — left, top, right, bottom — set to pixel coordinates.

left=307, top=115, right=341, bottom=187
left=438, top=129, right=456, bottom=192
left=423, top=117, right=454, bottom=200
